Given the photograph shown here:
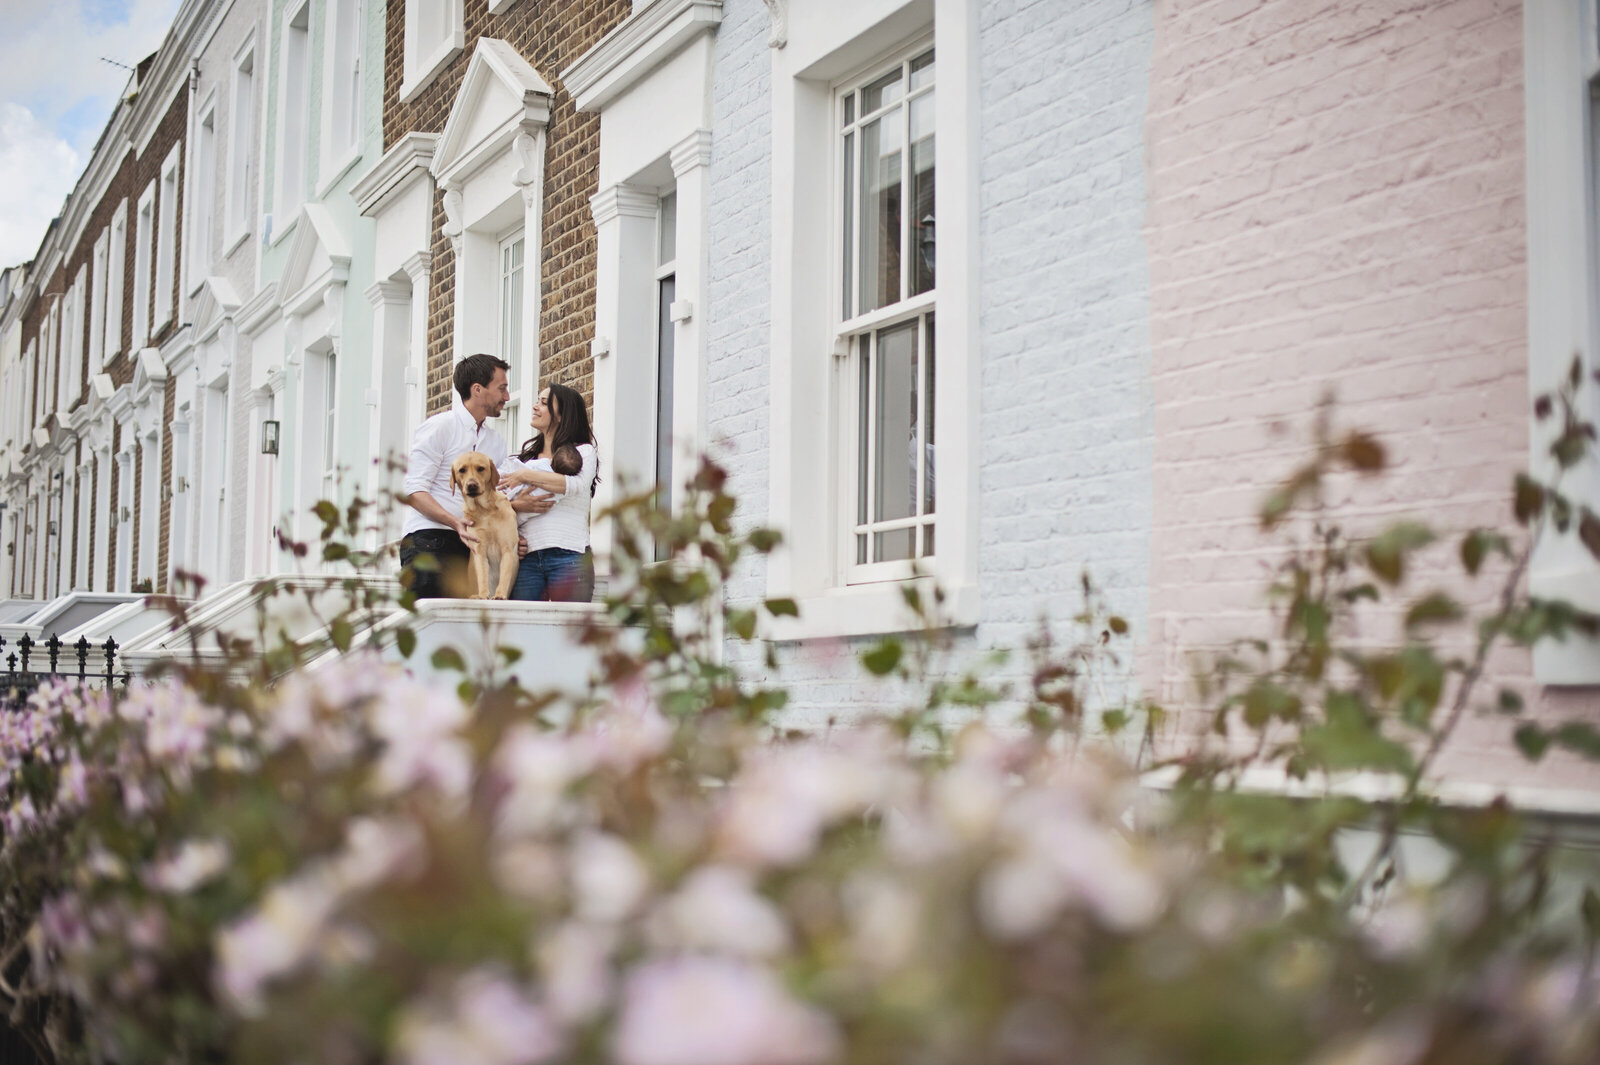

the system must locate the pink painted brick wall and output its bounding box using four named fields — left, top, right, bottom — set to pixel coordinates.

left=1146, top=0, right=1597, bottom=792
